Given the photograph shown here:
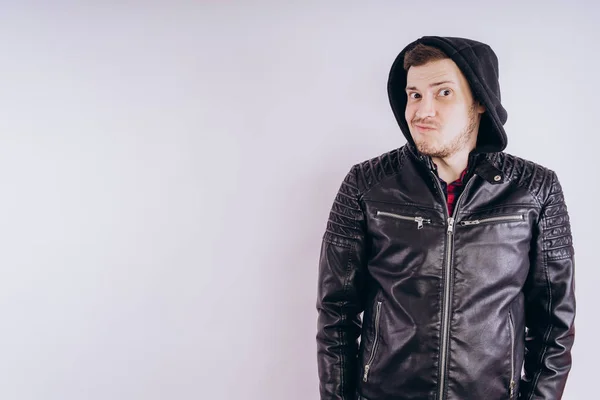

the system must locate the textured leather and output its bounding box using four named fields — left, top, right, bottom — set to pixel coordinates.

left=316, top=145, right=575, bottom=400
